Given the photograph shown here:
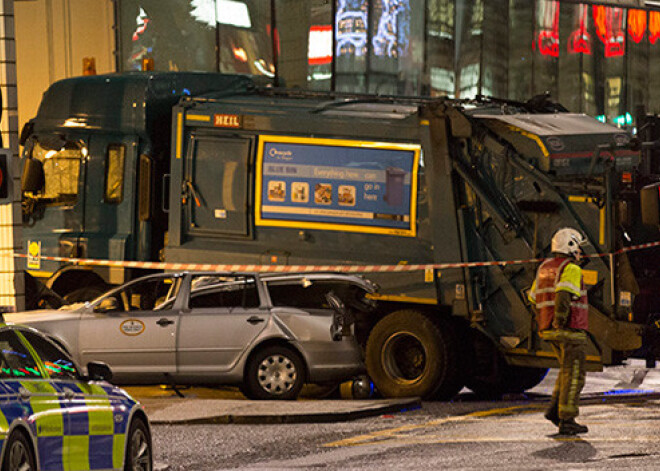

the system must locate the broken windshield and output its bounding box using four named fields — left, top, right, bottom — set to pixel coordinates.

left=26, top=138, right=83, bottom=205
